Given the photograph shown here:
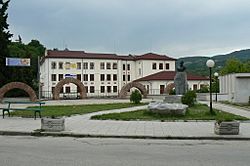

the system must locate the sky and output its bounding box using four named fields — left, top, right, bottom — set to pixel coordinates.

left=7, top=0, right=250, bottom=58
